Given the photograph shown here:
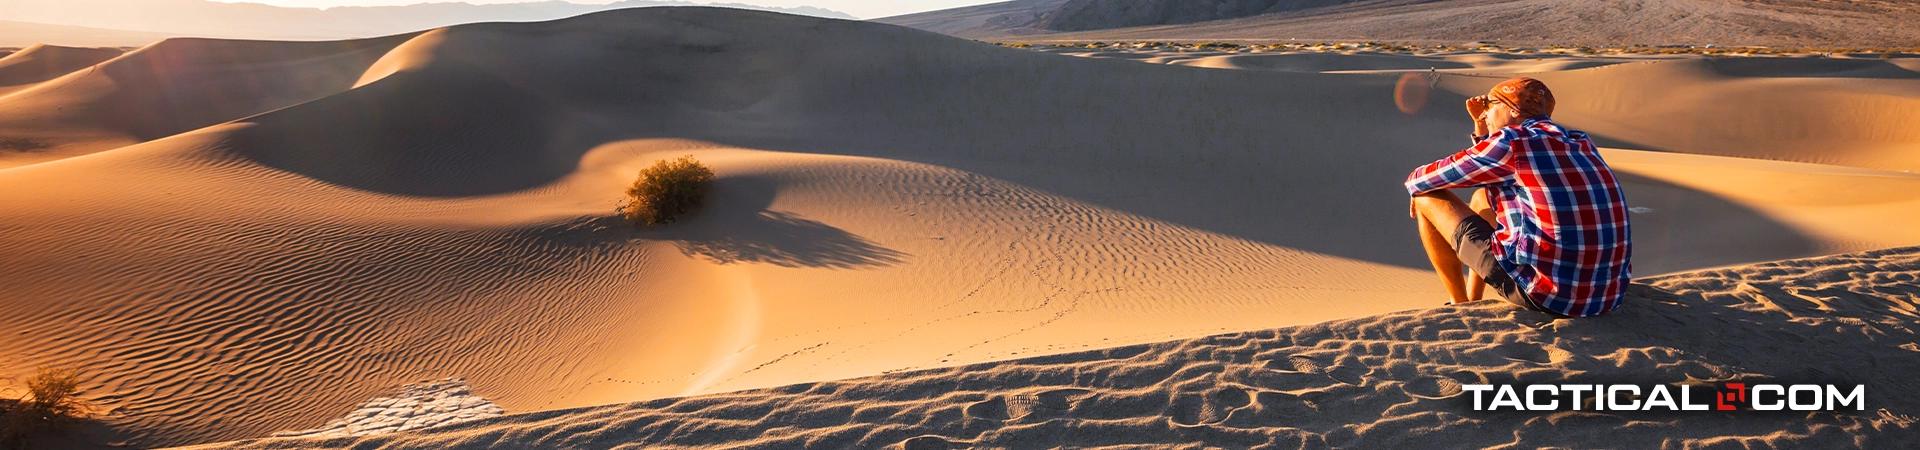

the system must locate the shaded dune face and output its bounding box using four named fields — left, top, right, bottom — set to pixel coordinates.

left=3, top=7, right=1920, bottom=449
